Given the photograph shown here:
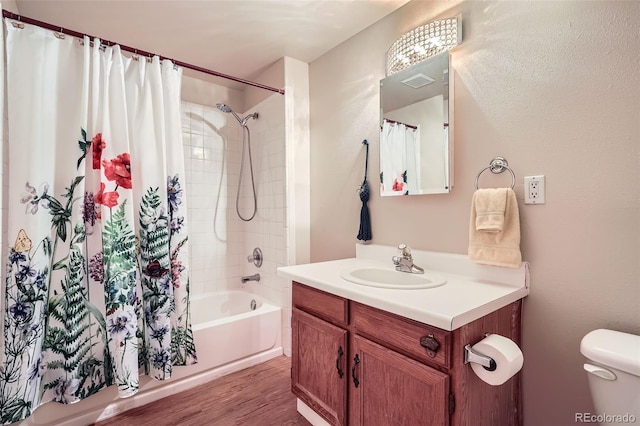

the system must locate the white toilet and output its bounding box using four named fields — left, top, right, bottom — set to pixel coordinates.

left=580, top=329, right=640, bottom=423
